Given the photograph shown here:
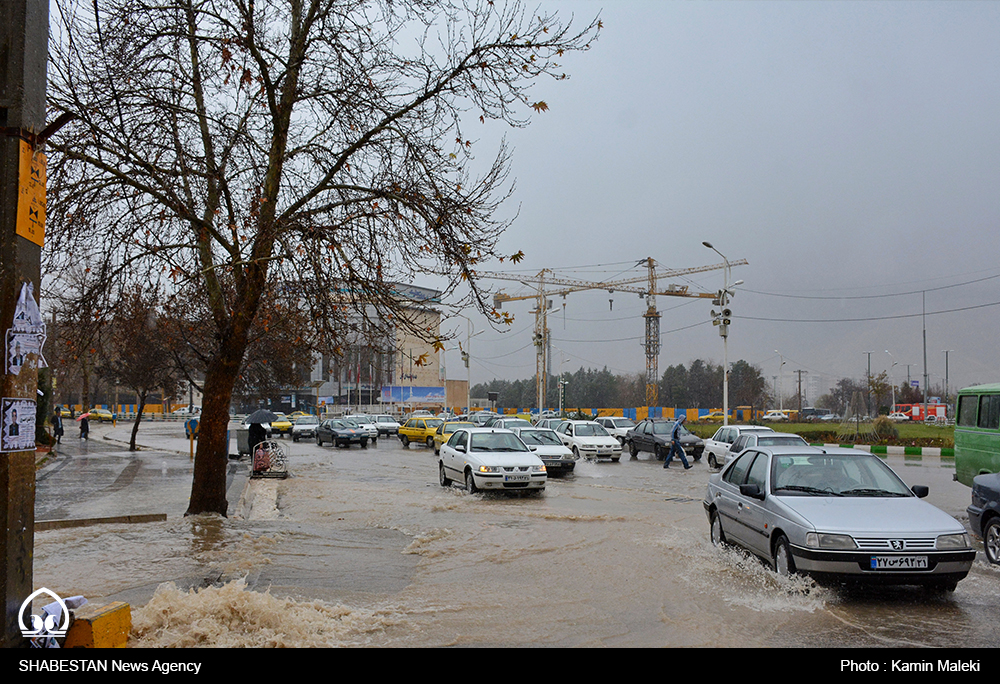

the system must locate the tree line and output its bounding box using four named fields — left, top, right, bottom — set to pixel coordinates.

left=473, top=358, right=770, bottom=410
